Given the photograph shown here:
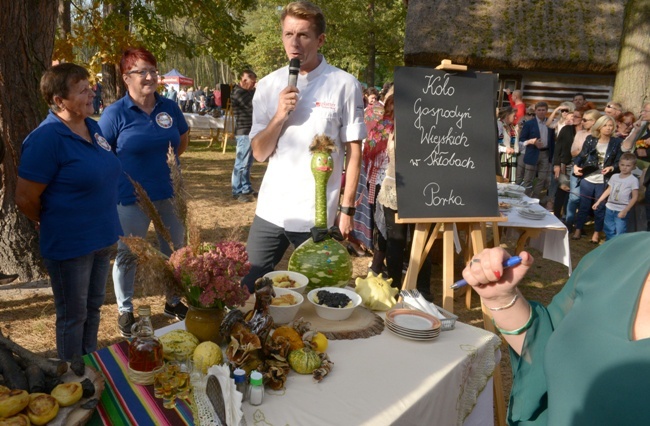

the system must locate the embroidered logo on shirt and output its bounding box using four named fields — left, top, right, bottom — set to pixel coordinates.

left=156, top=112, right=173, bottom=129
left=95, top=134, right=112, bottom=151
left=315, top=101, right=337, bottom=110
